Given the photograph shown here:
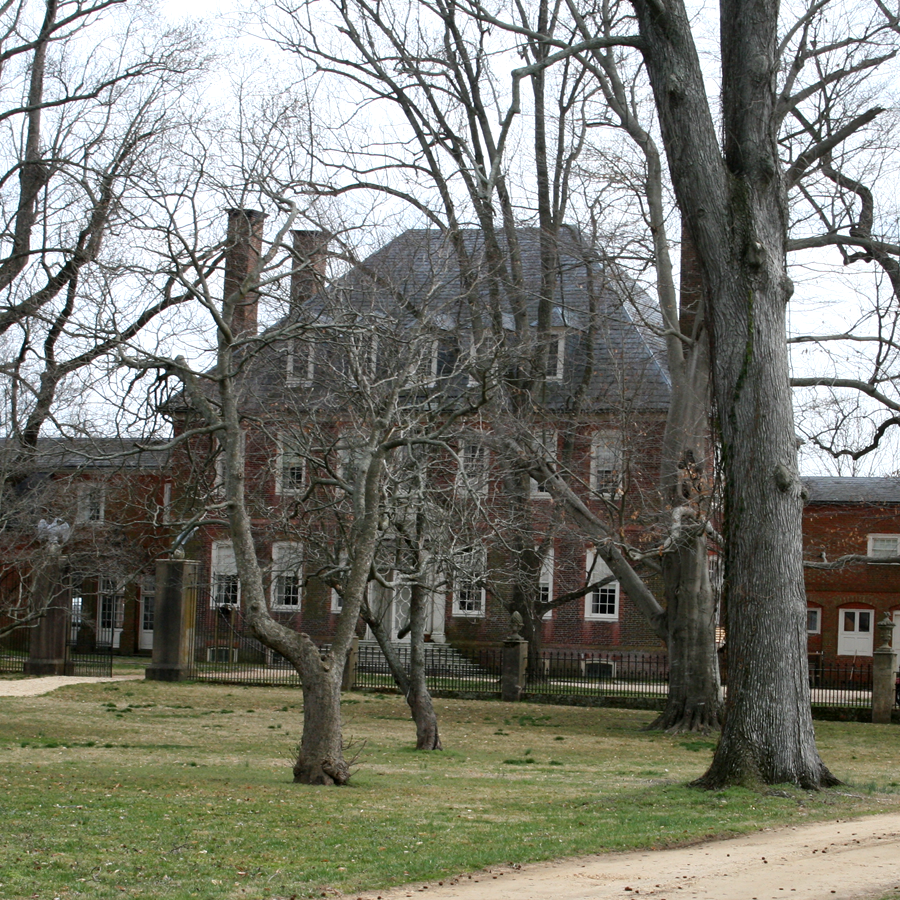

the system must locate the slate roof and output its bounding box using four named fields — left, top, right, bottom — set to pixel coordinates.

left=305, top=226, right=671, bottom=412
left=0, top=438, right=170, bottom=472
left=804, top=476, right=900, bottom=504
